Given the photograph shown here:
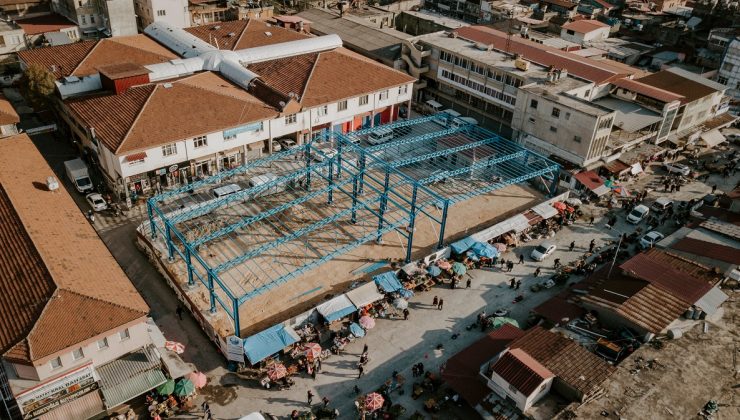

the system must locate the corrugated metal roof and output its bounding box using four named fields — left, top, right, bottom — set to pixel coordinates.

left=694, top=287, right=728, bottom=316
left=671, top=237, right=740, bottom=264
left=620, top=251, right=715, bottom=303
left=37, top=390, right=105, bottom=420
left=96, top=345, right=166, bottom=408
